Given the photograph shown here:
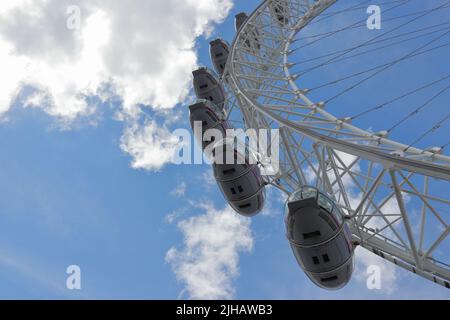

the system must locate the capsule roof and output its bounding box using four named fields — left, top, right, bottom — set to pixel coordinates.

left=286, top=186, right=341, bottom=214
left=210, top=38, right=230, bottom=48
left=192, top=66, right=219, bottom=79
